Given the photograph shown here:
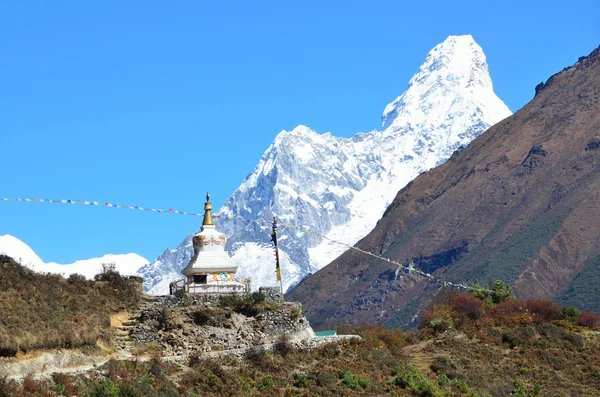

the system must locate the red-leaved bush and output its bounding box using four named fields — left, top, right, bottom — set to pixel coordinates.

left=524, top=299, right=562, bottom=324
left=492, top=300, right=525, bottom=319
left=450, top=293, right=483, bottom=320
left=577, top=312, right=600, bottom=329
